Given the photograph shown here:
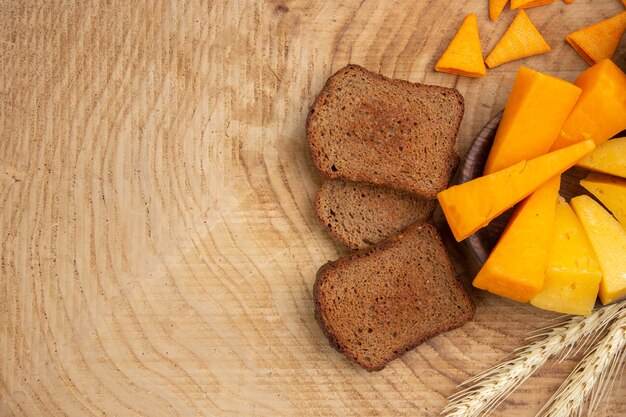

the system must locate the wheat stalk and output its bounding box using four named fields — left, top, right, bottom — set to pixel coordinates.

left=441, top=301, right=626, bottom=417
left=537, top=307, right=626, bottom=417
